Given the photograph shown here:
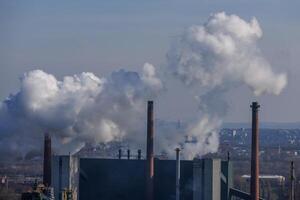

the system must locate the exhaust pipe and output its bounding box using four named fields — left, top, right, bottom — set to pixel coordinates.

left=250, top=102, right=260, bottom=200
left=127, top=149, right=130, bottom=160
left=146, top=101, right=154, bottom=200
left=118, top=149, right=122, bottom=159
left=138, top=149, right=142, bottom=160
left=175, top=148, right=181, bottom=200
left=290, top=161, right=295, bottom=200
left=43, top=133, right=52, bottom=187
